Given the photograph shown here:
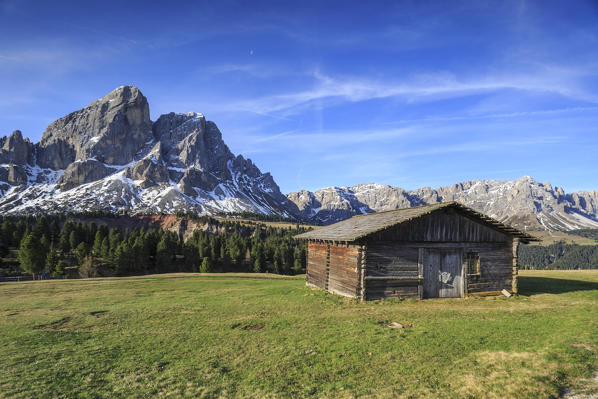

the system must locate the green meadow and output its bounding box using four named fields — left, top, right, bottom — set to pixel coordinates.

left=1, top=270, right=598, bottom=398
